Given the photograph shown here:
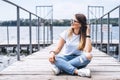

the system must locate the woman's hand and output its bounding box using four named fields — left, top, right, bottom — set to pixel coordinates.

left=49, top=52, right=56, bottom=63
left=48, top=37, right=65, bottom=63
